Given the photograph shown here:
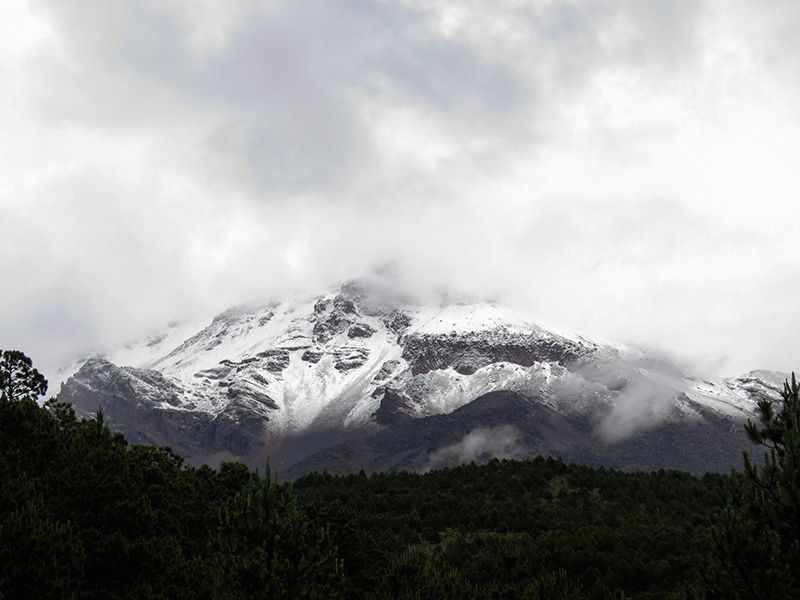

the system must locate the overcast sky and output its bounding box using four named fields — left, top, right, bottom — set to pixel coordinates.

left=2, top=0, right=799, bottom=381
